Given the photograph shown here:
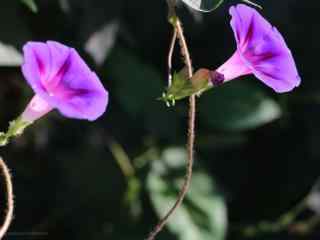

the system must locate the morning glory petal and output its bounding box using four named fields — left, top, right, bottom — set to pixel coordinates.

left=21, top=41, right=108, bottom=121
left=212, top=4, right=301, bottom=93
